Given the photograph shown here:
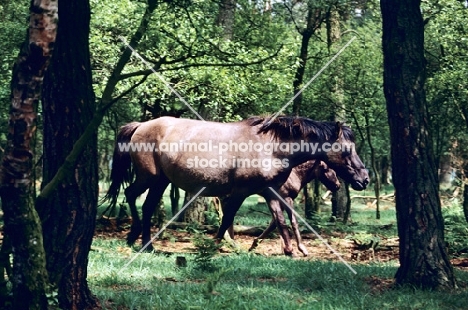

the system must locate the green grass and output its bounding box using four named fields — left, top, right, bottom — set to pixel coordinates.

left=93, top=186, right=468, bottom=309
left=88, top=237, right=468, bottom=310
